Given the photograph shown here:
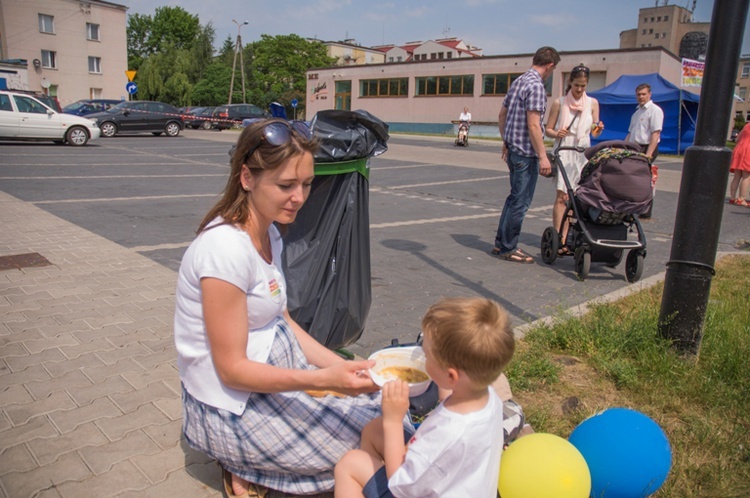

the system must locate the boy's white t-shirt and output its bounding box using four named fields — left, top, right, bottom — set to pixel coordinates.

left=388, top=388, right=505, bottom=498
left=174, top=219, right=286, bottom=415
